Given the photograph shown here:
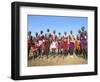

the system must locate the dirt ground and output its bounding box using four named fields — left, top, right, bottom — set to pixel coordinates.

left=28, top=54, right=87, bottom=67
